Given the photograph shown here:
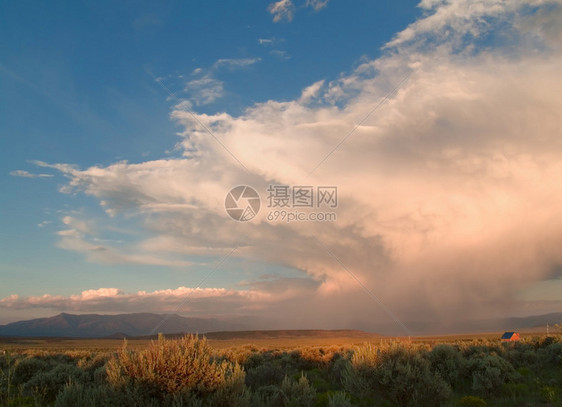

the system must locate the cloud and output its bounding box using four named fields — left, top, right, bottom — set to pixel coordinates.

left=305, top=0, right=329, bottom=11
left=56, top=228, right=193, bottom=267
left=213, top=58, right=261, bottom=69
left=258, top=38, right=274, bottom=46
left=515, top=4, right=562, bottom=51
left=184, top=76, right=224, bottom=105
left=54, top=213, right=193, bottom=267
left=299, top=79, right=325, bottom=103
left=177, top=58, right=261, bottom=105
left=270, top=50, right=291, bottom=60
left=10, top=170, right=53, bottom=178
left=41, top=1, right=562, bottom=332
left=386, top=0, right=561, bottom=48
left=259, top=38, right=286, bottom=49
left=0, top=281, right=316, bottom=317
left=268, top=0, right=330, bottom=22
left=268, top=0, right=296, bottom=22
